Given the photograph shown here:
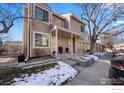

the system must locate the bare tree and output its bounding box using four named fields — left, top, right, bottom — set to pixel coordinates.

left=79, top=3, right=124, bottom=54
left=0, top=4, right=49, bottom=34
left=0, top=4, right=27, bottom=34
